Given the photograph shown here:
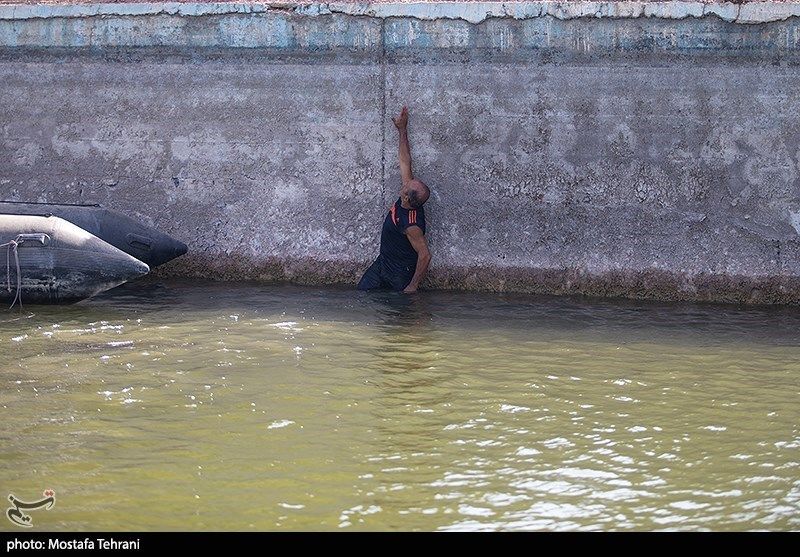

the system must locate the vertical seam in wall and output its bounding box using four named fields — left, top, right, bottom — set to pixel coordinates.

left=380, top=17, right=386, bottom=204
